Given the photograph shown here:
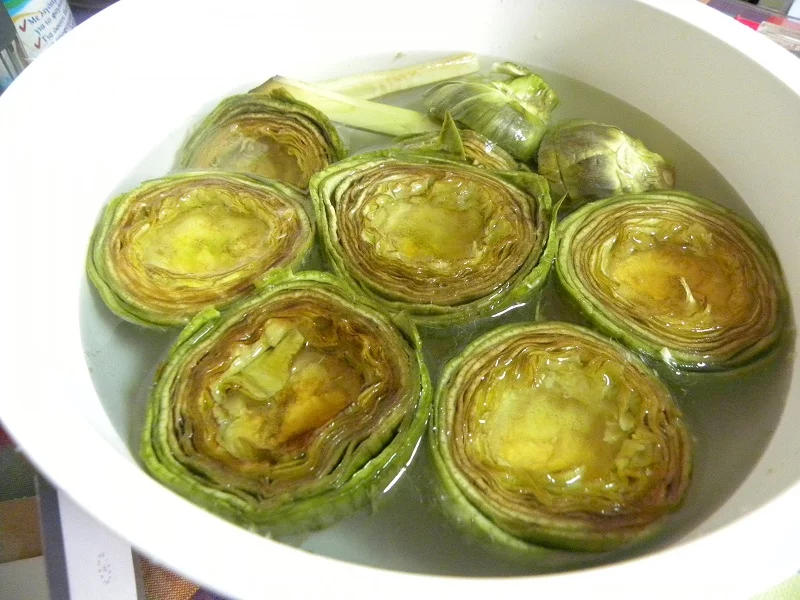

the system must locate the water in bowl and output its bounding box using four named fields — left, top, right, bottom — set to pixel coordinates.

left=79, top=56, right=794, bottom=577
